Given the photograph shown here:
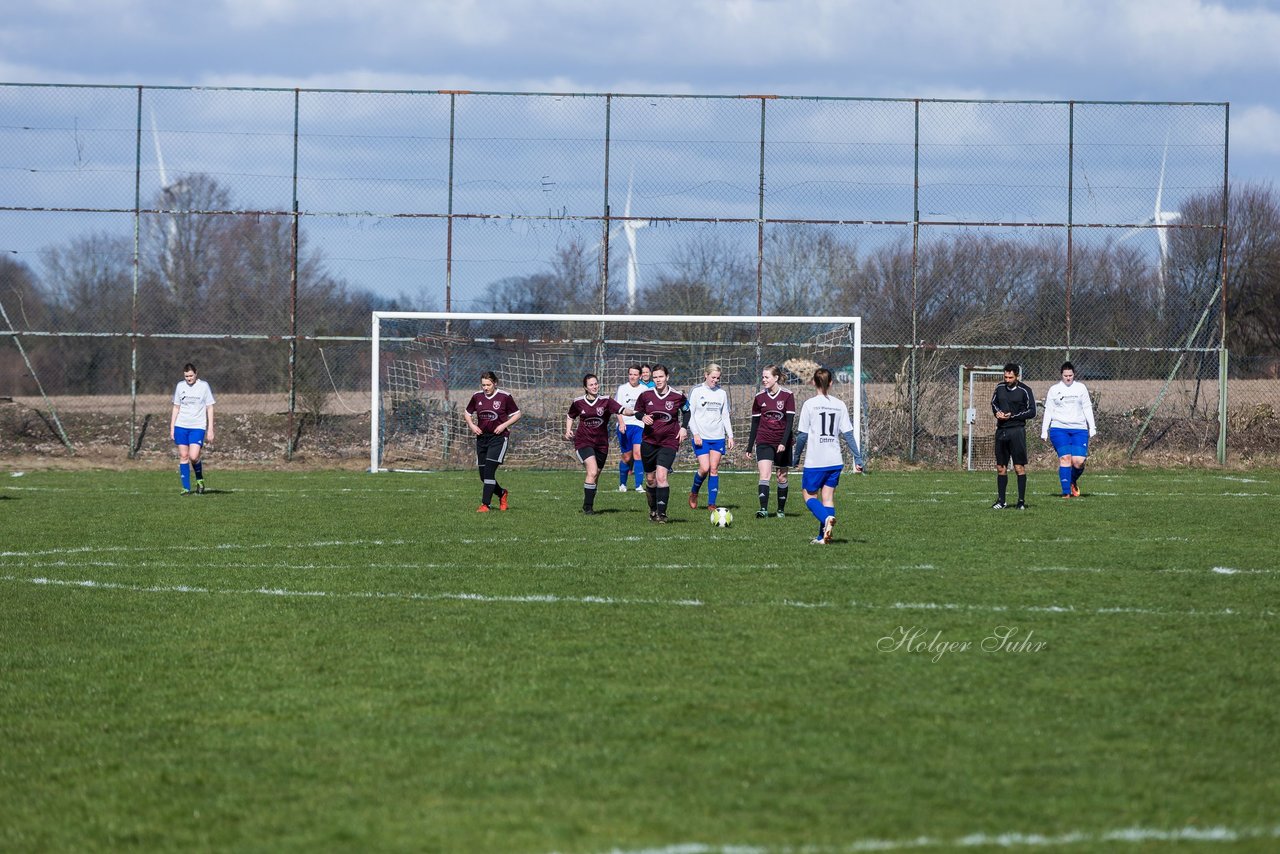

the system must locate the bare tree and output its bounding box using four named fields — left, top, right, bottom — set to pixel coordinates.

left=1172, top=182, right=1280, bottom=376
